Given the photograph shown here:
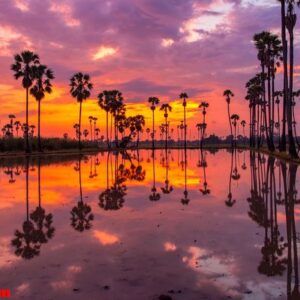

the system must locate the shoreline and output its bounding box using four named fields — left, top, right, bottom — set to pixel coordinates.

left=0, top=144, right=299, bottom=164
